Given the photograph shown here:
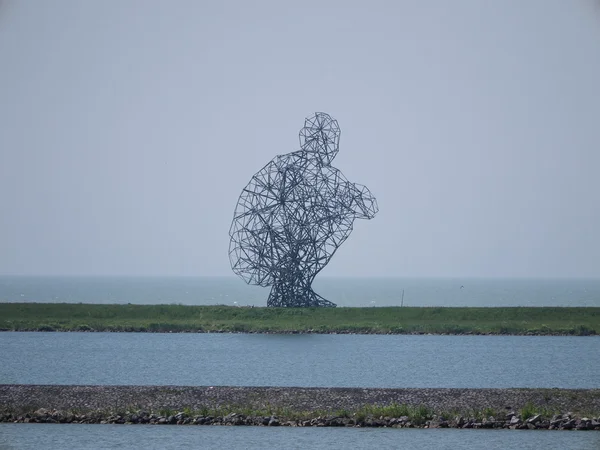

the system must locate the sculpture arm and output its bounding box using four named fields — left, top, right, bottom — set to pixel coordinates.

left=346, top=182, right=378, bottom=220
